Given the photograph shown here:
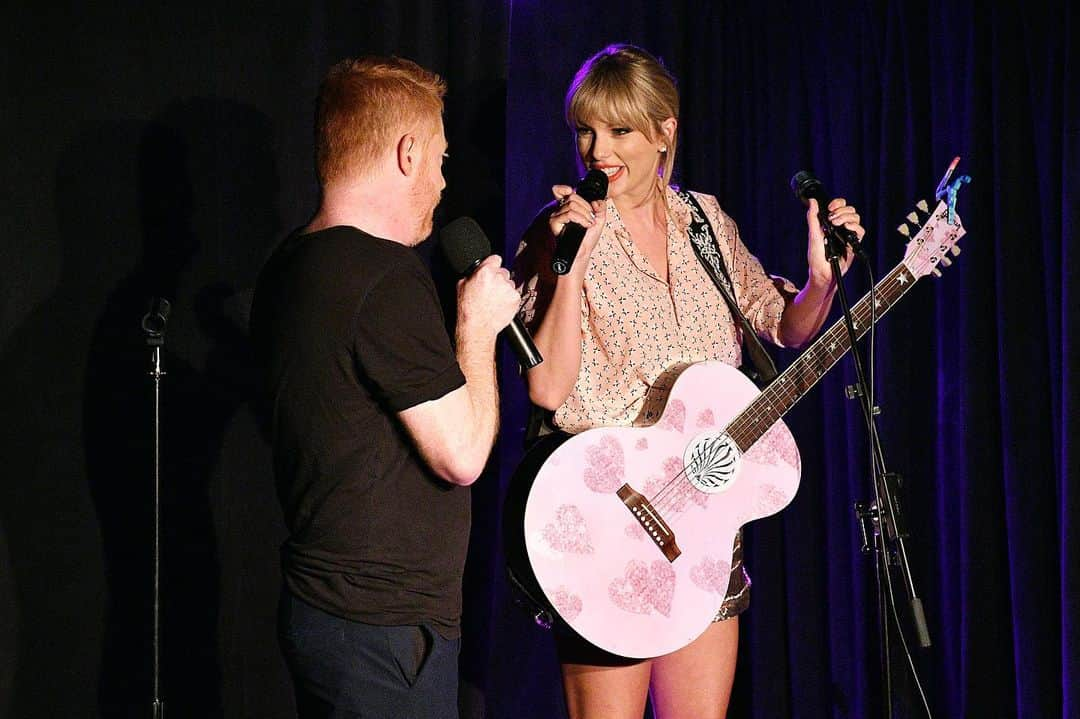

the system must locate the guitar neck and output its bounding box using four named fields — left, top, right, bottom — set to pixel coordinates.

left=727, top=262, right=921, bottom=452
